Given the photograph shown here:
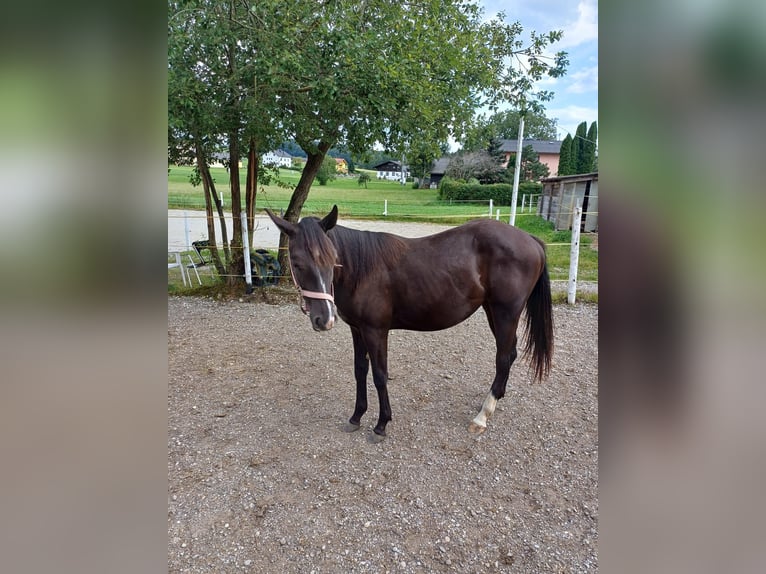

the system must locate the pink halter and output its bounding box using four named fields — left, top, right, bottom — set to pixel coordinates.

left=288, top=256, right=336, bottom=315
